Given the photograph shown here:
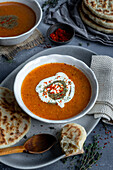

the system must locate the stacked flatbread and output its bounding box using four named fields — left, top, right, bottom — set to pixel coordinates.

left=79, top=0, right=113, bottom=33
left=60, top=123, right=87, bottom=156
left=0, top=87, right=31, bottom=148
